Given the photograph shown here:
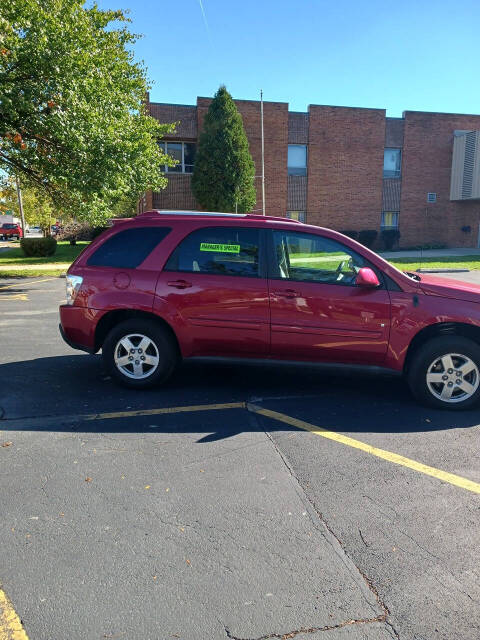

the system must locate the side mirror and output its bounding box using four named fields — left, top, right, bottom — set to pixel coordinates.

left=355, top=267, right=380, bottom=288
